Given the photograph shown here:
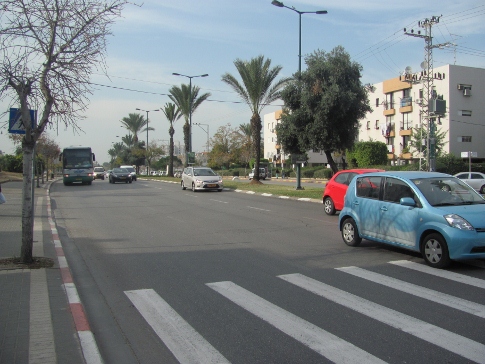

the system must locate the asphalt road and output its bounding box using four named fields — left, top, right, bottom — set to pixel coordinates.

left=50, top=179, right=485, bottom=364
